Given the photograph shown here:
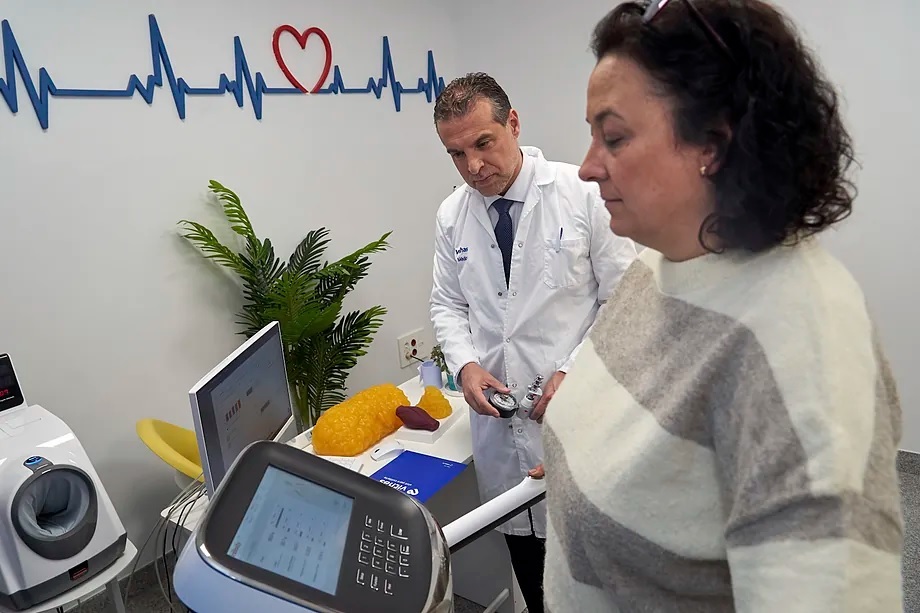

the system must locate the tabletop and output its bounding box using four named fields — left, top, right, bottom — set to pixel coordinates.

left=160, top=377, right=472, bottom=534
